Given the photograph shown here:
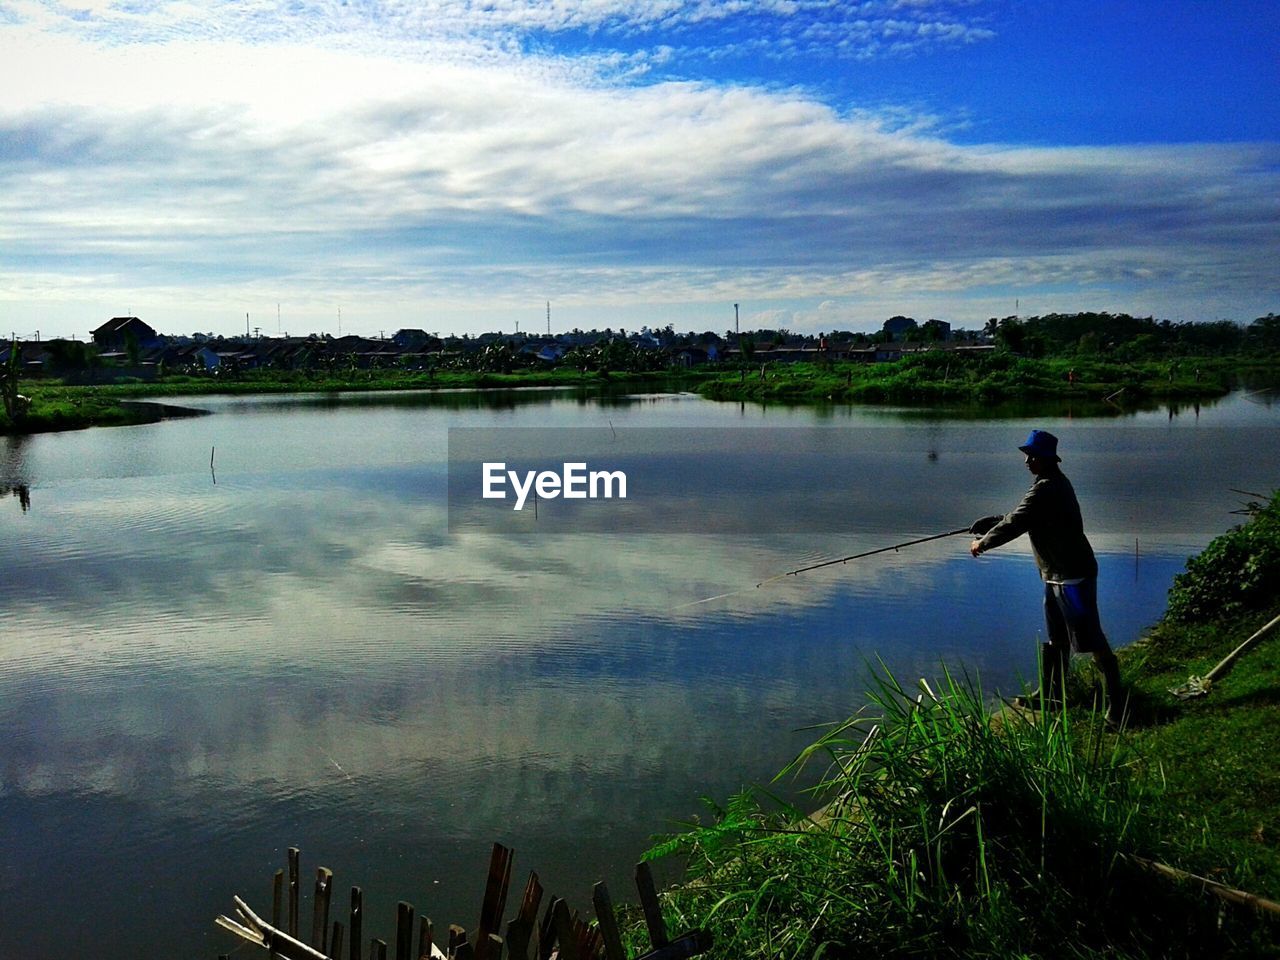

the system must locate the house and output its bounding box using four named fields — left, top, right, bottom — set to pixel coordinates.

left=92, top=317, right=159, bottom=351
left=194, top=346, right=225, bottom=371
